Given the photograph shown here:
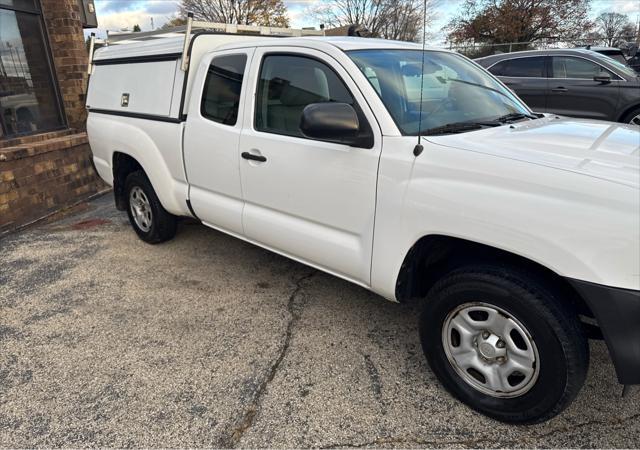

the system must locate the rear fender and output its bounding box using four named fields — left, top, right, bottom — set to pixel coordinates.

left=87, top=113, right=190, bottom=216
